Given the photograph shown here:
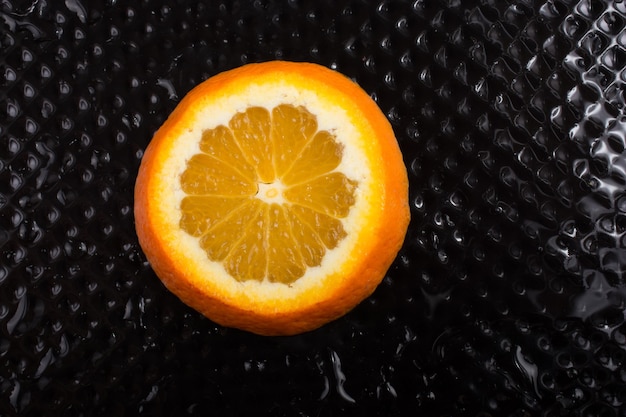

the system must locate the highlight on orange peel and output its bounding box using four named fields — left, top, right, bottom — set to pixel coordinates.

left=134, top=61, right=410, bottom=336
